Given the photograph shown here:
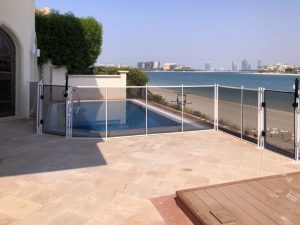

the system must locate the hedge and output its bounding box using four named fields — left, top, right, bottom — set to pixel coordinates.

left=36, top=10, right=102, bottom=74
